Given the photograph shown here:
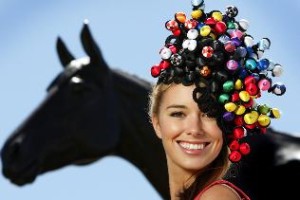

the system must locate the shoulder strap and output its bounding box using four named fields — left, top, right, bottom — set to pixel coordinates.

left=193, top=180, right=251, bottom=200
